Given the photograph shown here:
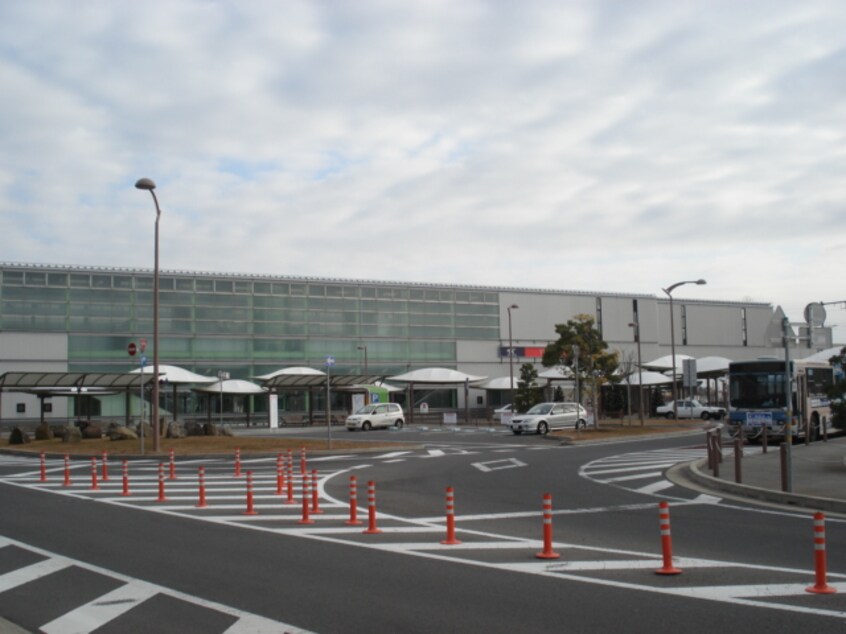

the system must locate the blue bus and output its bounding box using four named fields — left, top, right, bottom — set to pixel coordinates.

left=727, top=357, right=834, bottom=441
